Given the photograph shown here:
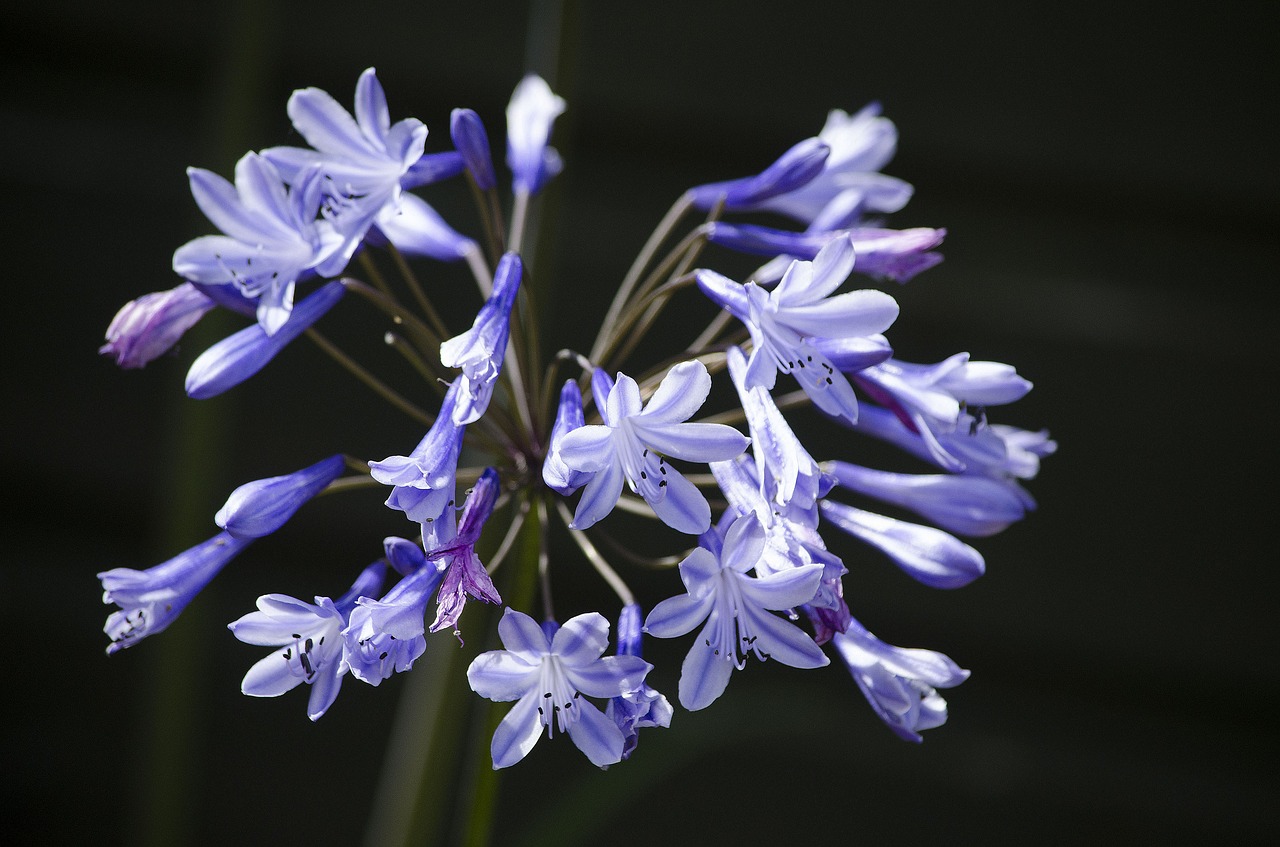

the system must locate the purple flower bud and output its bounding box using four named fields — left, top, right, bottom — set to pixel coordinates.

left=543, top=379, right=592, bottom=495
left=101, top=282, right=216, bottom=369
left=215, top=455, right=346, bottom=539
left=185, top=281, right=345, bottom=399
left=819, top=500, right=985, bottom=589
left=450, top=108, right=496, bottom=191
left=688, top=137, right=829, bottom=210
left=825, top=461, right=1028, bottom=537
left=383, top=536, right=427, bottom=576
left=506, top=74, right=565, bottom=195
left=709, top=223, right=946, bottom=285
left=100, top=531, right=252, bottom=653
